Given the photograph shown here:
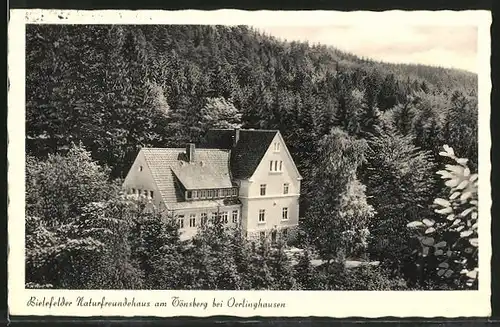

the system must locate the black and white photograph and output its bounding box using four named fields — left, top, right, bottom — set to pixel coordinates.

left=8, top=9, right=491, bottom=317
